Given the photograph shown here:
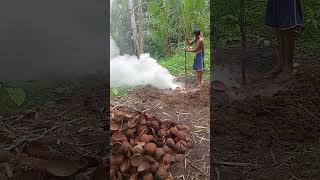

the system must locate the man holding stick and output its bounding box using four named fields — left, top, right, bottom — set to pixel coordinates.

left=185, top=29, right=205, bottom=87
